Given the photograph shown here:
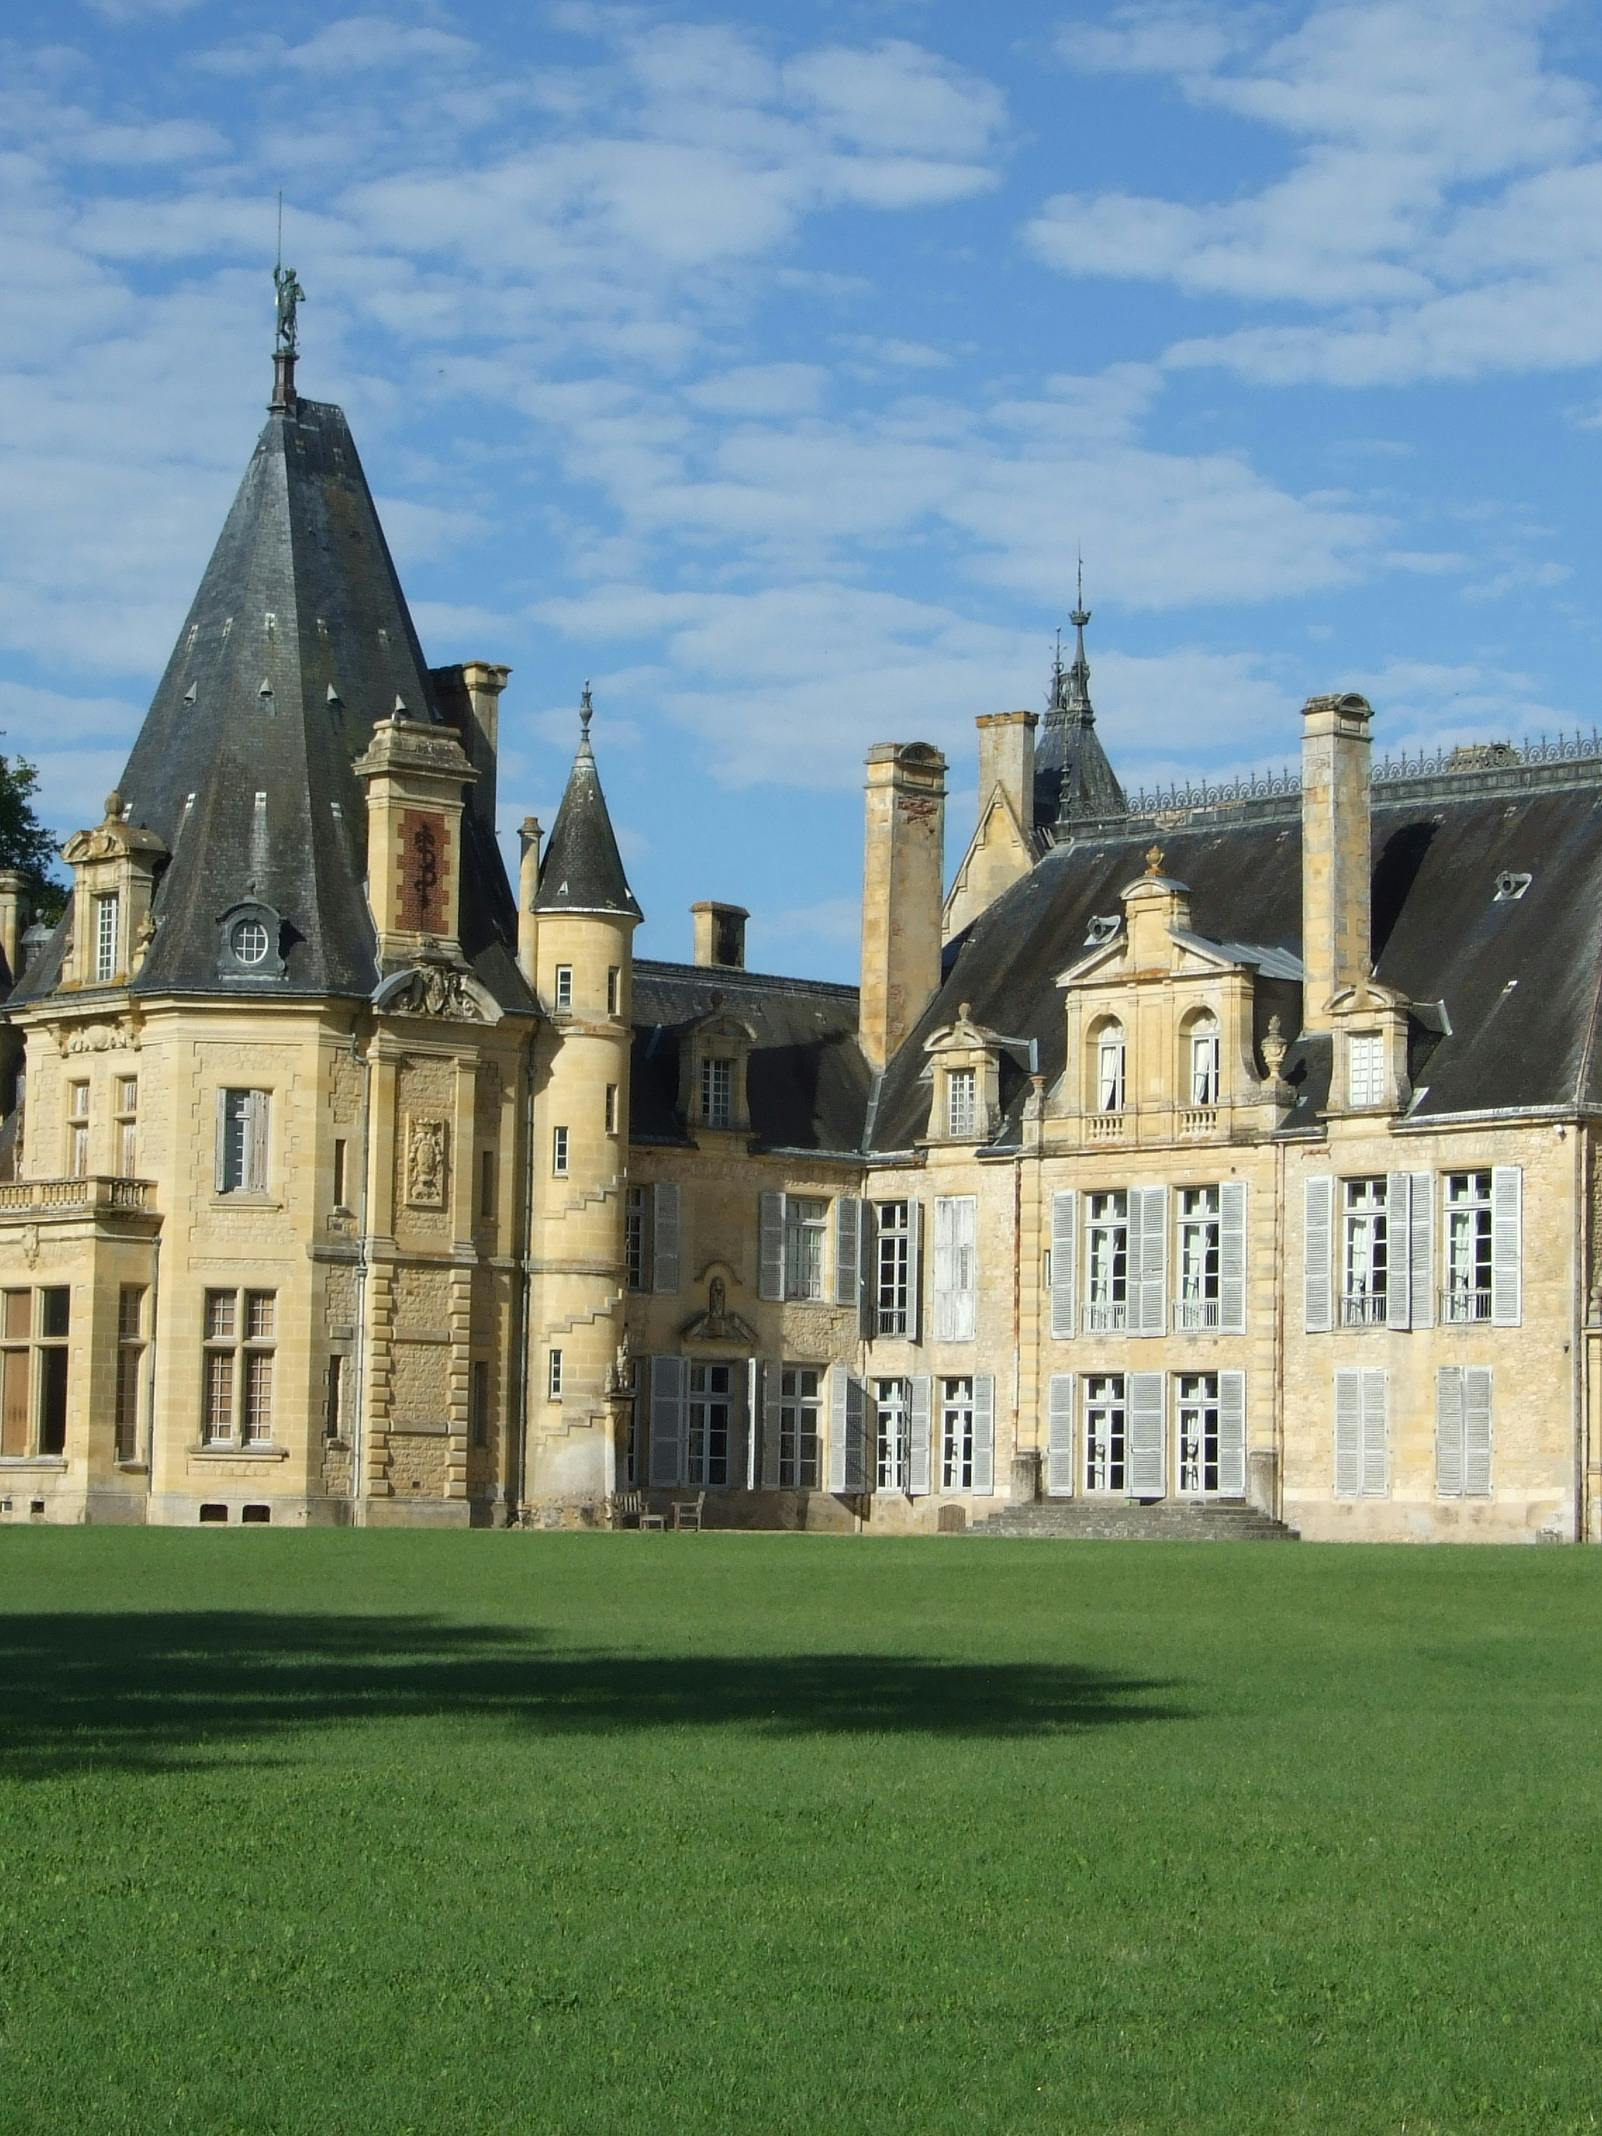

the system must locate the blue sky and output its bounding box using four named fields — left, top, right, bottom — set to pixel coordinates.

left=5, top=0, right=1602, bottom=979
